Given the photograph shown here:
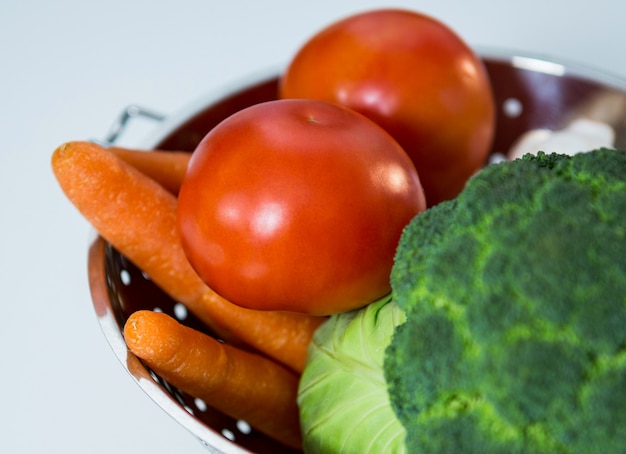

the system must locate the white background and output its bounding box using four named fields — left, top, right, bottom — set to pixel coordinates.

left=1, top=1, right=624, bottom=453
